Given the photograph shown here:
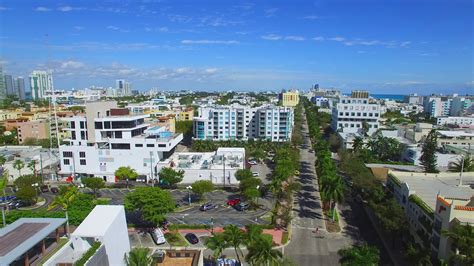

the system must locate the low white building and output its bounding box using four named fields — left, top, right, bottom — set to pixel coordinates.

left=436, top=116, right=474, bottom=128
left=45, top=205, right=130, bottom=266
left=156, top=147, right=245, bottom=185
